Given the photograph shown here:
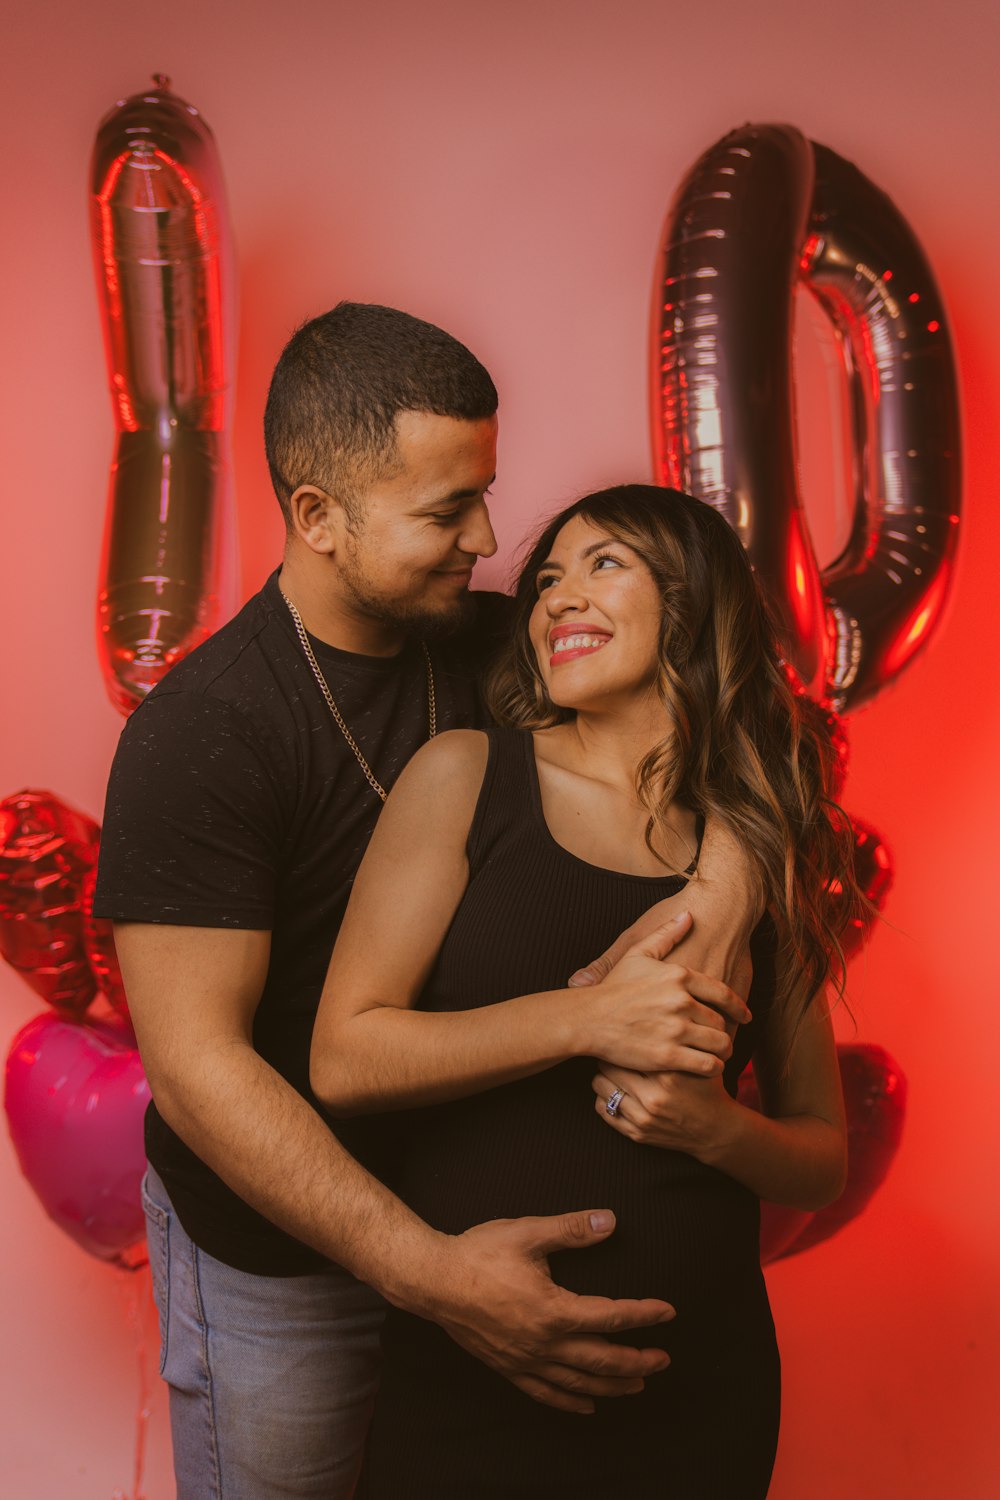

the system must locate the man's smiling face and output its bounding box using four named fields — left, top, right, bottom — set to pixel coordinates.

left=337, top=409, right=499, bottom=637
